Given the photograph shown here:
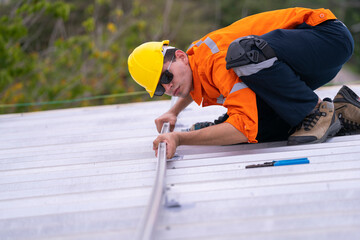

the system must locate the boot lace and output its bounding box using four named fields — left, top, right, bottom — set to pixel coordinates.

left=338, top=114, right=360, bottom=134
left=301, top=109, right=326, bottom=131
